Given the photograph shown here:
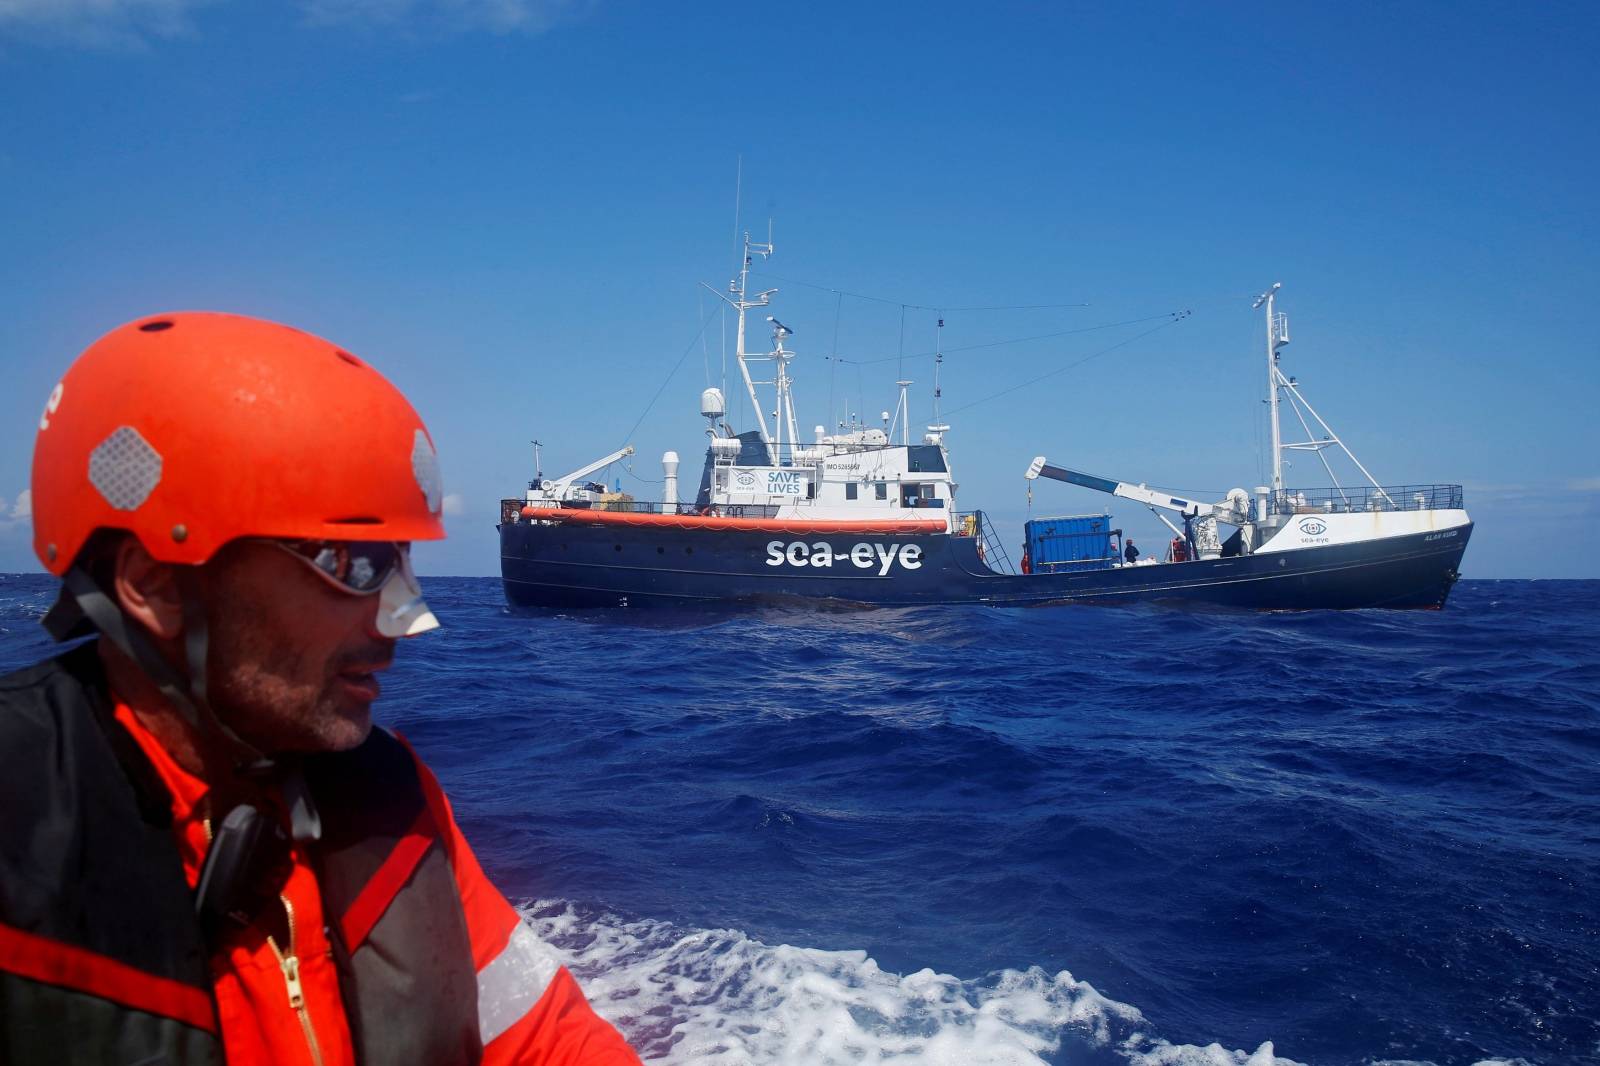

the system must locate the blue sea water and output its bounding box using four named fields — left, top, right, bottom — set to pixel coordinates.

left=2, top=574, right=1596, bottom=1065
